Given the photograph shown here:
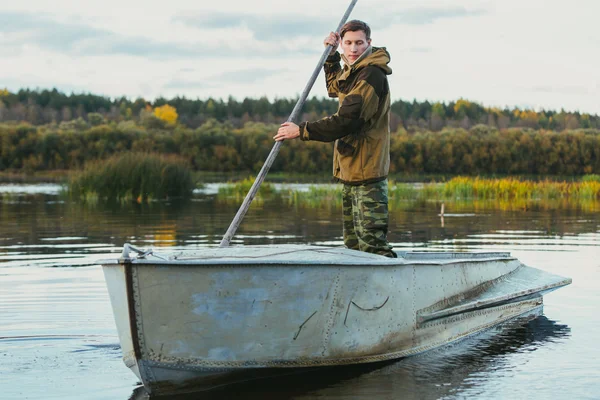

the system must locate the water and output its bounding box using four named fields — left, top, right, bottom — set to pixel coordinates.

left=1, top=184, right=599, bottom=399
